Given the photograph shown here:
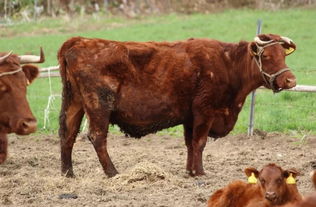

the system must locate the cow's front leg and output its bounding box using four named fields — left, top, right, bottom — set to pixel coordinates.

left=183, top=123, right=194, bottom=175
left=87, top=110, right=118, bottom=178
left=191, top=119, right=213, bottom=176
left=0, top=133, right=8, bottom=164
